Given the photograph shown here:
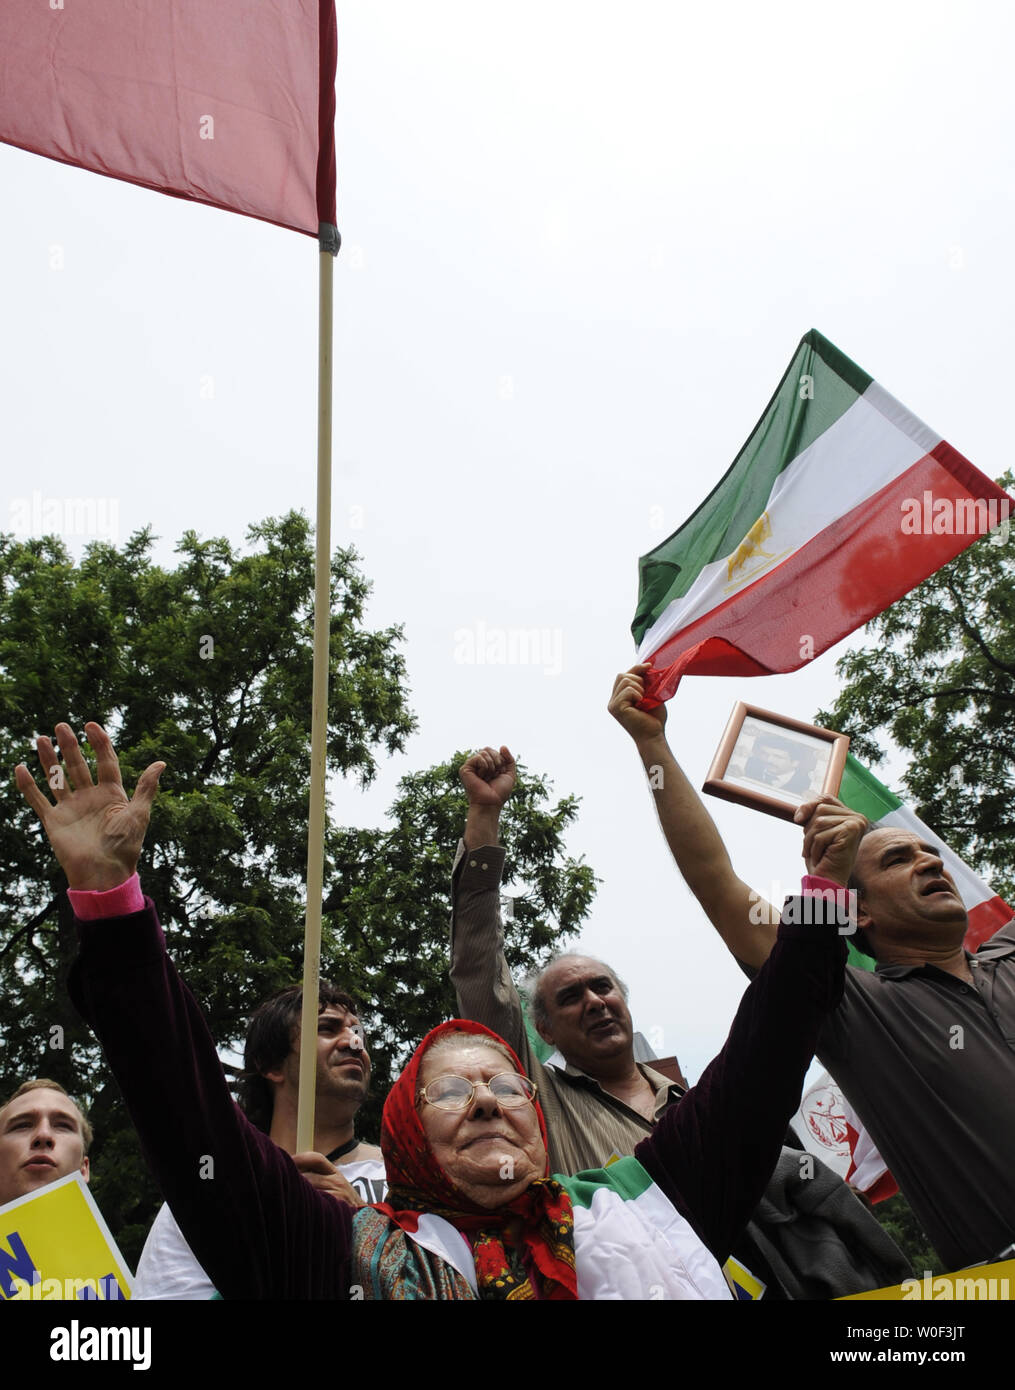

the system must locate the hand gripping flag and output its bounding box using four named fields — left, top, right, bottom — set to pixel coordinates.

left=634, top=330, right=1011, bottom=705
left=0, top=0, right=337, bottom=238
